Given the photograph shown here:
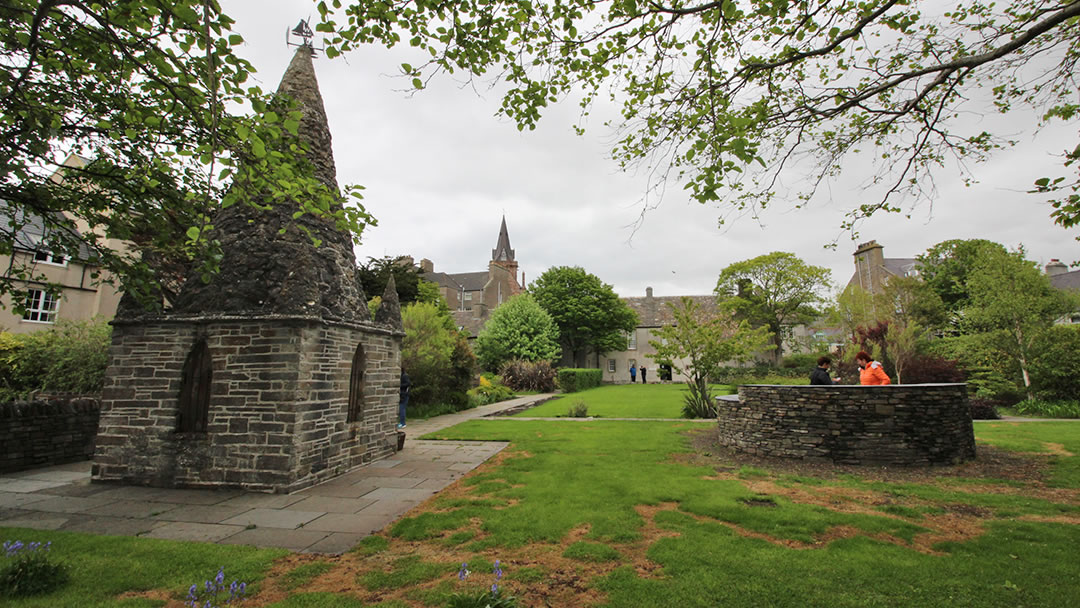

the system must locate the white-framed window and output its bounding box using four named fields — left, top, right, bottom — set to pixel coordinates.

left=33, top=250, right=68, bottom=266
left=627, top=330, right=637, bottom=350
left=23, top=289, right=59, bottom=323
left=464, top=292, right=473, bottom=300
left=607, top=359, right=616, bottom=373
